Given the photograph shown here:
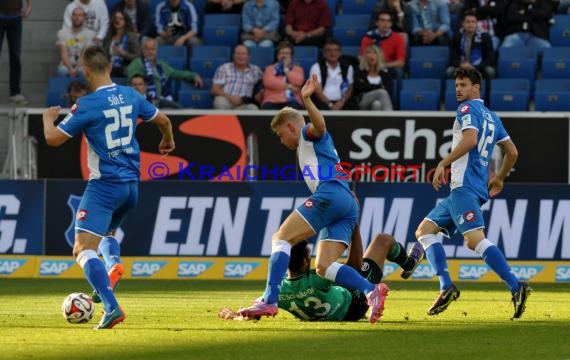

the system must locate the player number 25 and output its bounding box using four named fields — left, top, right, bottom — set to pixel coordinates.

left=103, top=105, right=133, bottom=150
